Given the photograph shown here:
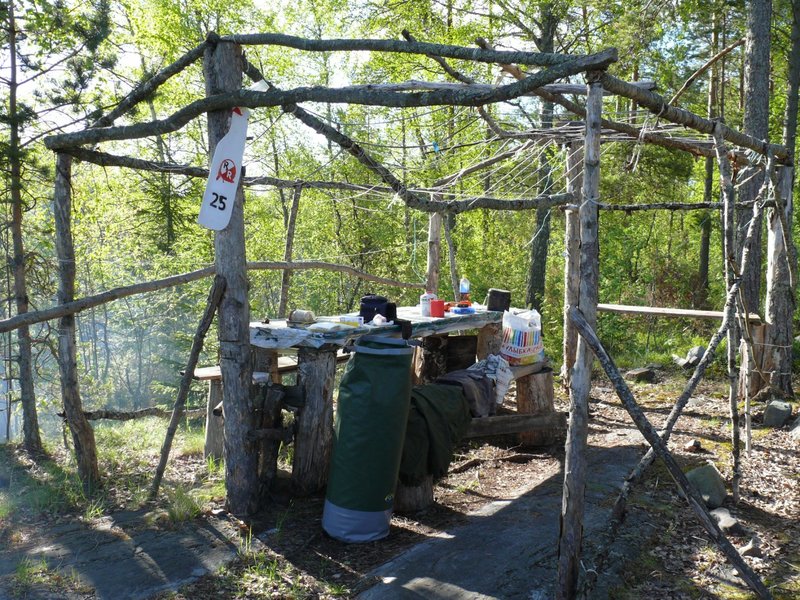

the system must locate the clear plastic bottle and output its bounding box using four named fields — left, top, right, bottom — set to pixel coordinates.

left=459, top=277, right=470, bottom=302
